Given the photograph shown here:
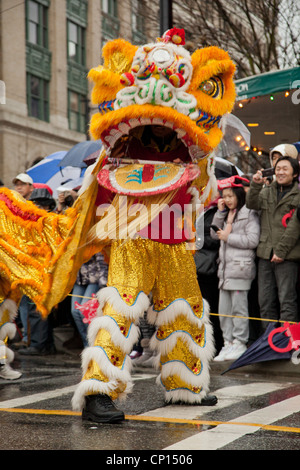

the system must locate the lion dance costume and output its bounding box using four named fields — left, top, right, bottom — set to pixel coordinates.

left=0, top=29, right=235, bottom=421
